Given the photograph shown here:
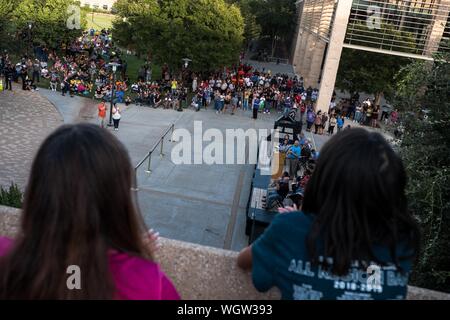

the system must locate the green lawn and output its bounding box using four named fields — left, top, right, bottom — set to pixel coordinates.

left=124, top=54, right=162, bottom=82
left=85, top=13, right=116, bottom=31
